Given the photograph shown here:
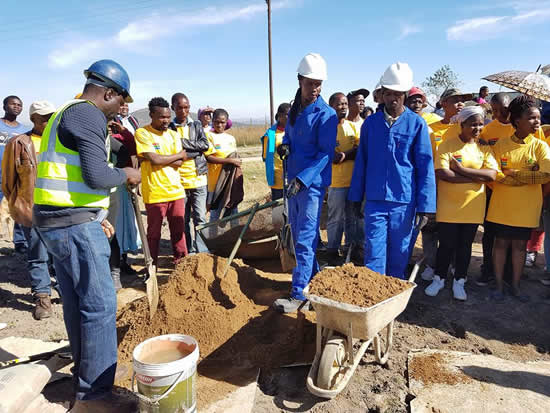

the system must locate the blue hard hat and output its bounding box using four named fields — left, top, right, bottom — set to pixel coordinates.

left=84, top=59, right=133, bottom=103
